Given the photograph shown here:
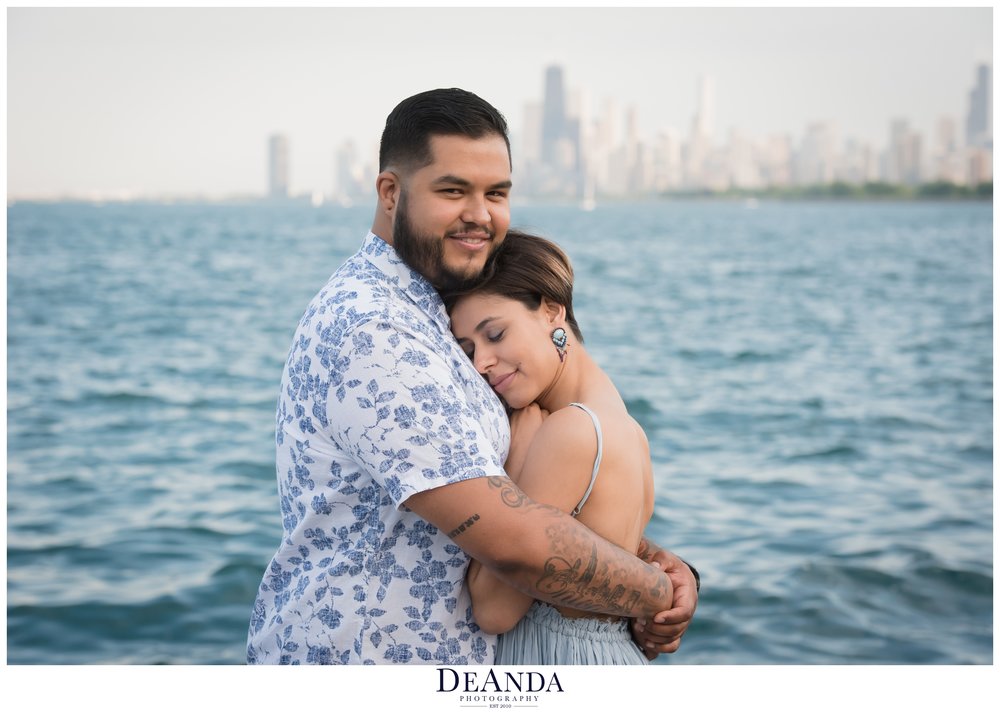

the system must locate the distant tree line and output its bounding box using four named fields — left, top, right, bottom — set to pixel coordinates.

left=661, top=181, right=993, bottom=201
